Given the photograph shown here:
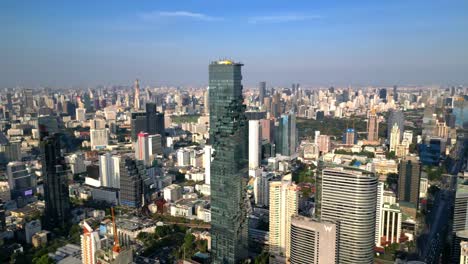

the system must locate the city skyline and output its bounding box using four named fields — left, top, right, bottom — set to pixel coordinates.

left=2, top=0, right=468, bottom=87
